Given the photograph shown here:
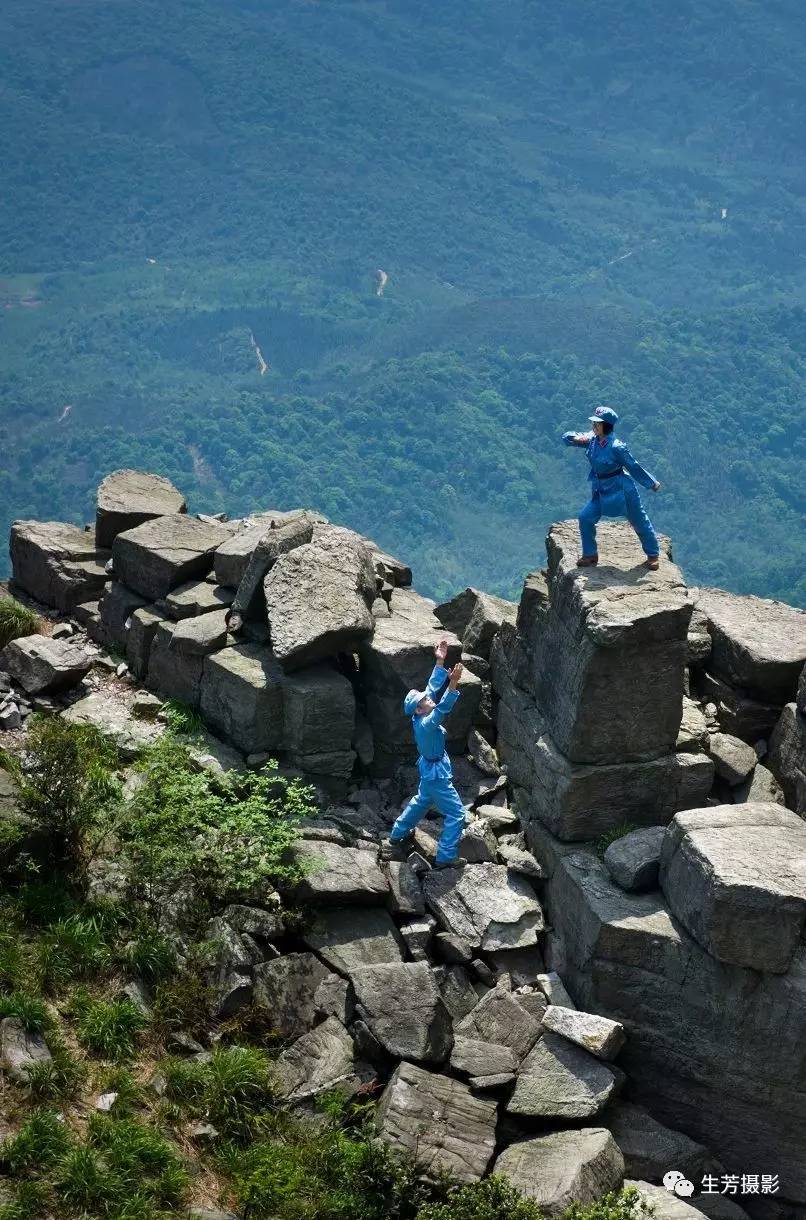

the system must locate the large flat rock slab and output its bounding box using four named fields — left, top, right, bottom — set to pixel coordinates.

left=351, top=960, right=451, bottom=1063
left=264, top=524, right=375, bottom=668
left=96, top=469, right=186, bottom=548
left=376, top=1061, right=497, bottom=1183
left=454, top=987, right=542, bottom=1061
left=493, top=1128, right=624, bottom=1216
left=0, top=634, right=92, bottom=694
left=694, top=587, right=806, bottom=704
left=10, top=520, right=110, bottom=612
left=659, top=803, right=806, bottom=972
left=534, top=521, right=691, bottom=764
left=424, top=862, right=544, bottom=951
left=62, top=689, right=164, bottom=760
left=507, top=1031, right=617, bottom=1118
left=292, top=840, right=388, bottom=906
left=200, top=644, right=284, bottom=755
left=302, top=907, right=405, bottom=975
left=272, top=1017, right=360, bottom=1102
left=113, top=516, right=233, bottom=600
left=282, top=664, right=355, bottom=757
